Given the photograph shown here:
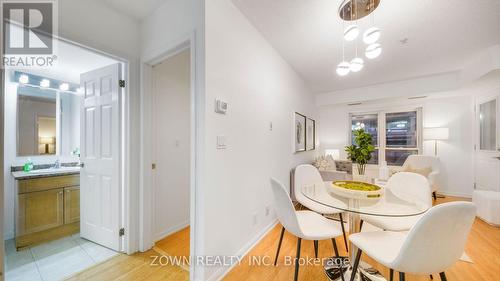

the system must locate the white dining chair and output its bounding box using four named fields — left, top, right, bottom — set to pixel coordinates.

left=270, top=178, right=345, bottom=281
left=349, top=201, right=476, bottom=281
left=400, top=155, right=441, bottom=200
left=294, top=164, right=349, bottom=251
left=359, top=172, right=432, bottom=232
